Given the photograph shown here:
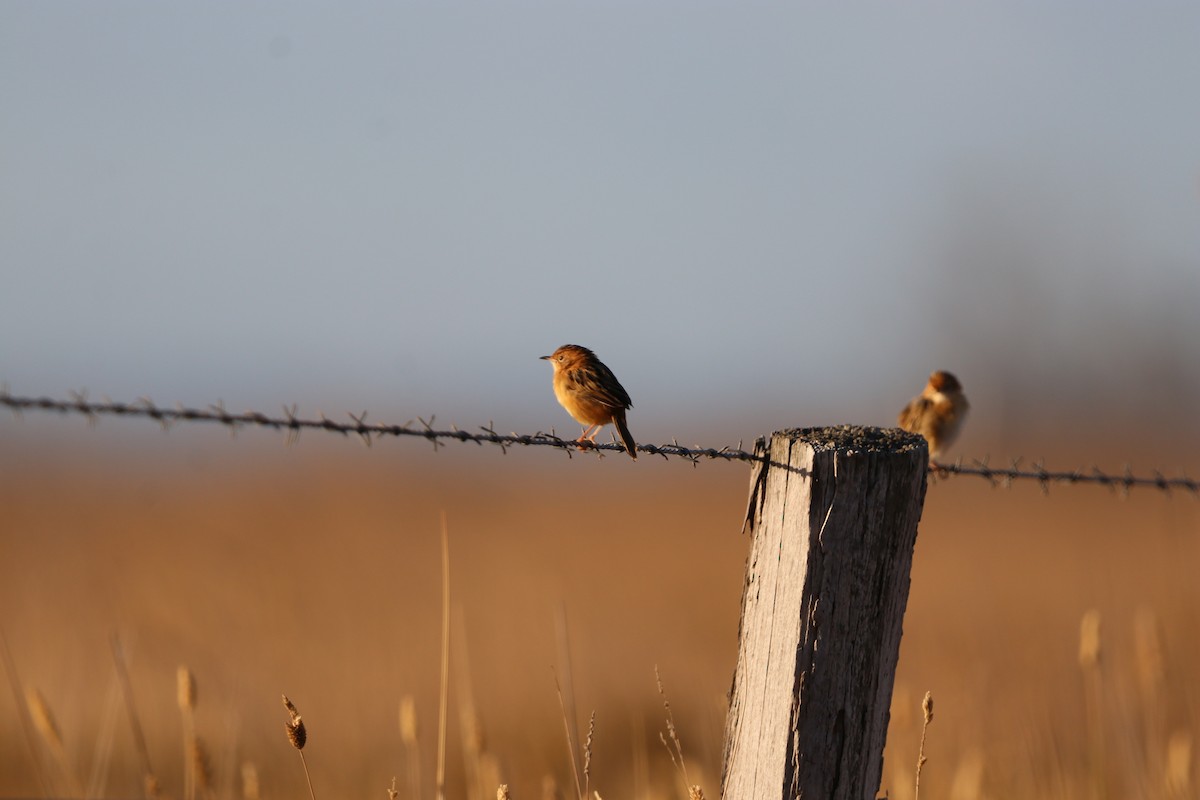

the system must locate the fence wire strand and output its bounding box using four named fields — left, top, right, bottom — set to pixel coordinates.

left=1, top=389, right=1196, bottom=495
